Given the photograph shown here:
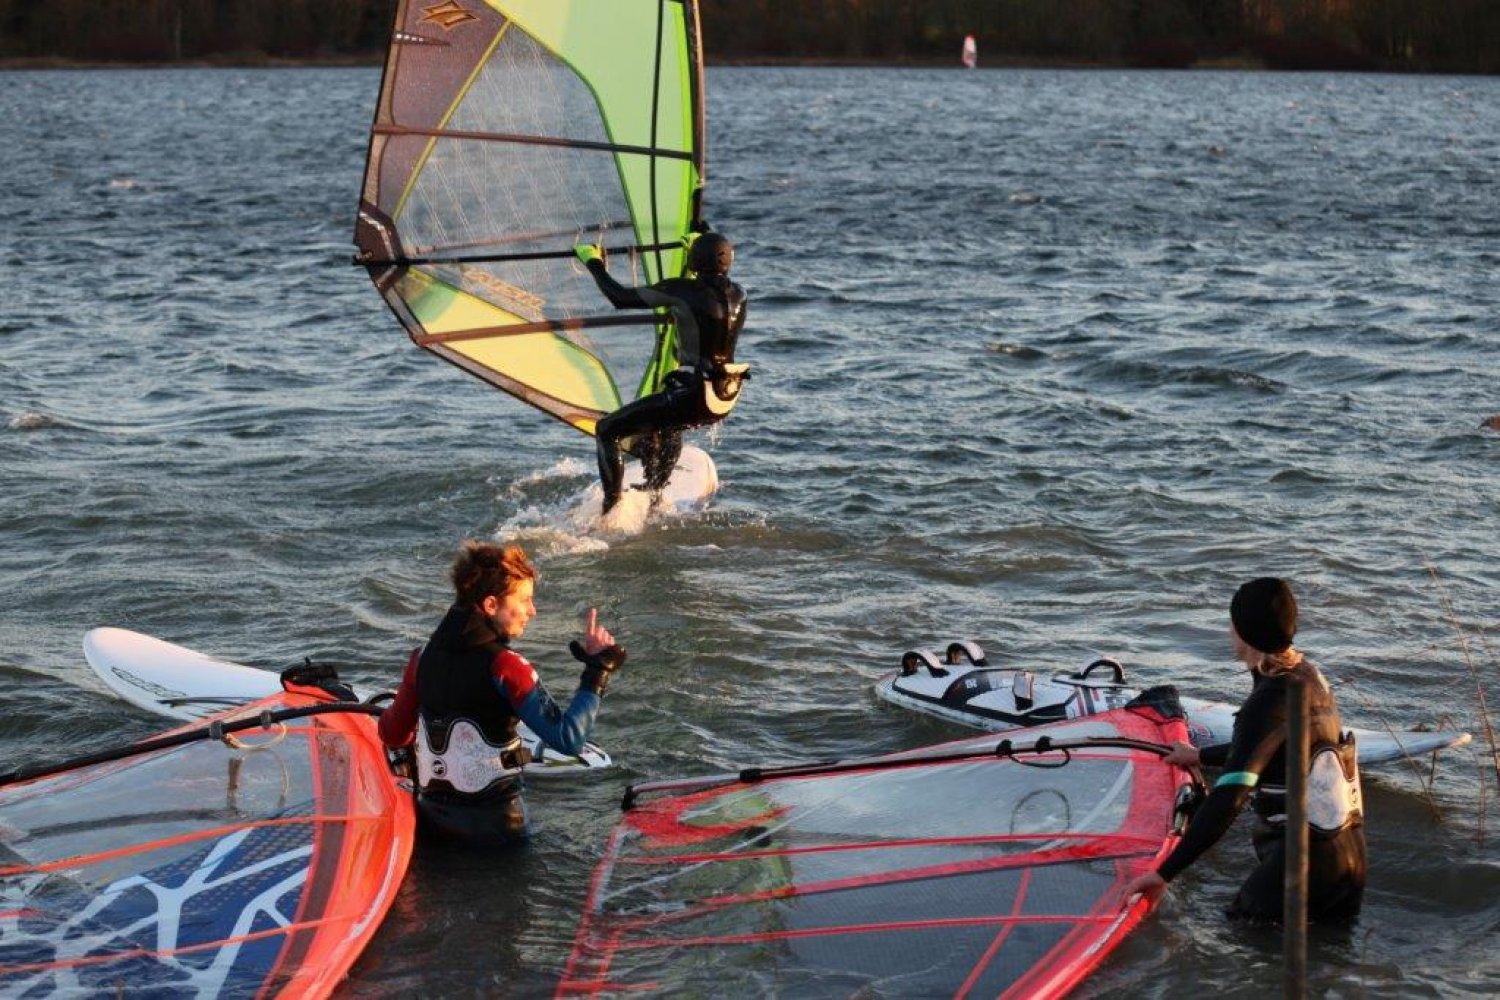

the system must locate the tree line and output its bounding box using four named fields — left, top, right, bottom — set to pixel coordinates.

left=1, top=0, right=1495, bottom=74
